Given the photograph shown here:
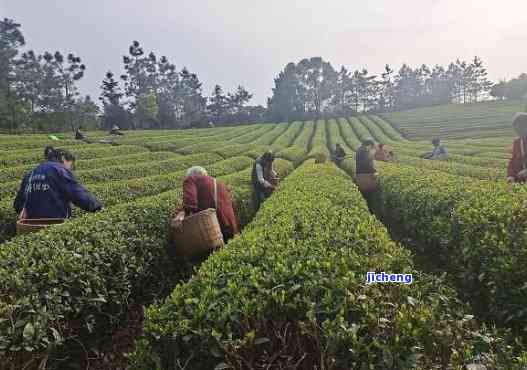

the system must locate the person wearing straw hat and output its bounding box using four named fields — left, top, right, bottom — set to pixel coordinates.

left=507, top=113, right=527, bottom=183
left=173, top=166, right=240, bottom=242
